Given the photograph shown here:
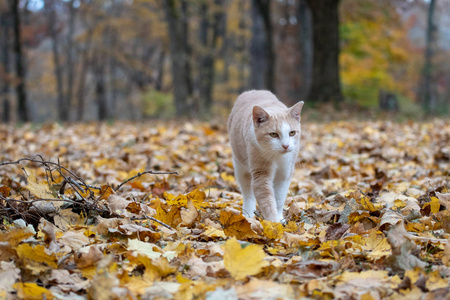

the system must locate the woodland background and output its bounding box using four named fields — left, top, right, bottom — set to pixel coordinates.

left=1, top=1, right=450, bottom=298
left=0, top=0, right=450, bottom=122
